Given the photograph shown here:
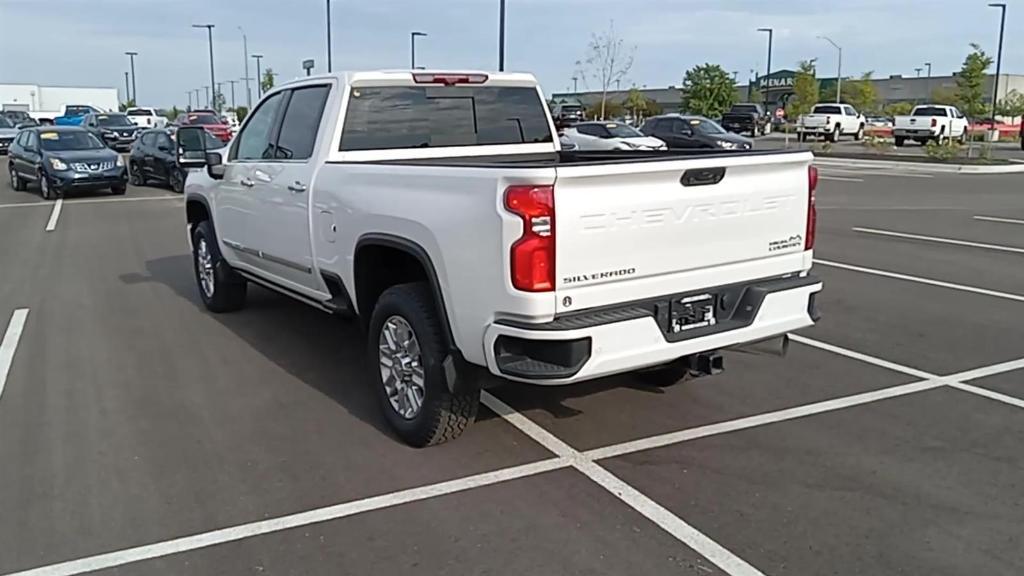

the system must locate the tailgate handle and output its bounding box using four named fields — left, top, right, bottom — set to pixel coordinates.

left=680, top=167, right=726, bottom=187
